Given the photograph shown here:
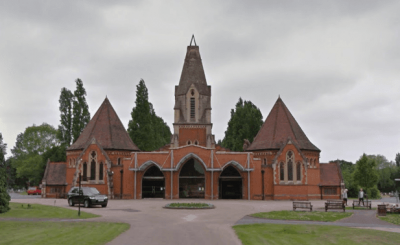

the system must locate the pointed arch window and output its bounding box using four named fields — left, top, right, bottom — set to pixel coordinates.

left=287, top=151, right=294, bottom=181
left=83, top=162, right=87, bottom=181
left=190, top=97, right=195, bottom=119
left=279, top=162, right=284, bottom=181
left=296, top=162, right=301, bottom=181
left=90, top=151, right=97, bottom=181
left=99, top=162, right=104, bottom=181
